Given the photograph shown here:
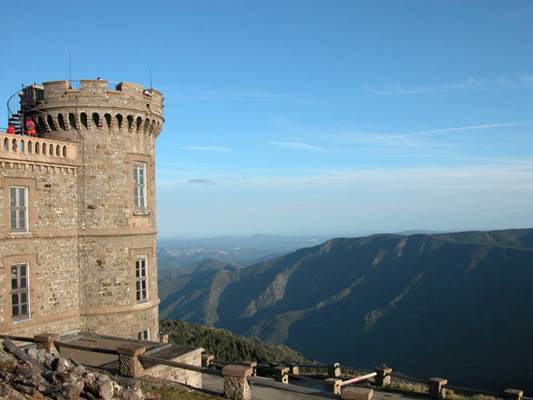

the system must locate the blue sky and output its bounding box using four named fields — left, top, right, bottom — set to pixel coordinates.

left=1, top=1, right=533, bottom=237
